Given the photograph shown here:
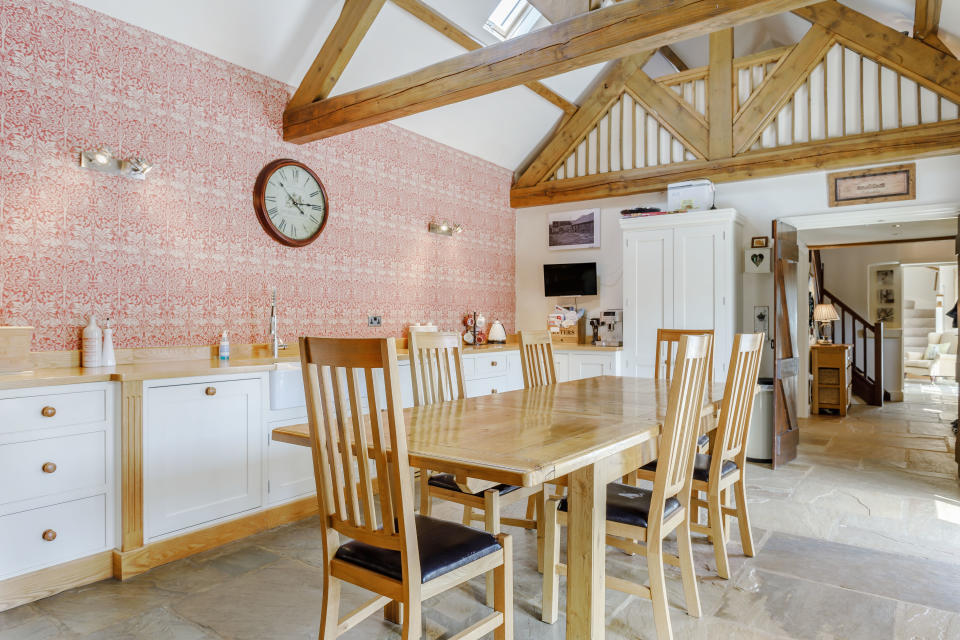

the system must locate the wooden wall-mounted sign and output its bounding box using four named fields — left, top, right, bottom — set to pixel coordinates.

left=827, top=163, right=916, bottom=207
